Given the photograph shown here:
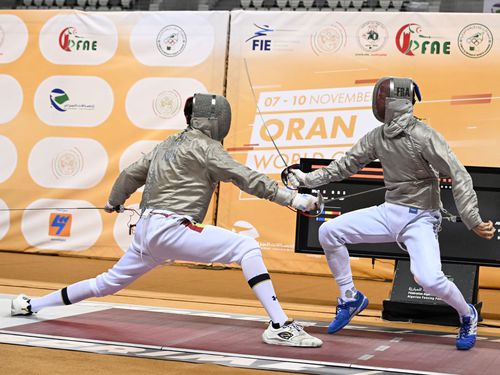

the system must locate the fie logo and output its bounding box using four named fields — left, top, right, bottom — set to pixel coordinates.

left=49, top=213, right=72, bottom=237
left=246, top=24, right=273, bottom=51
